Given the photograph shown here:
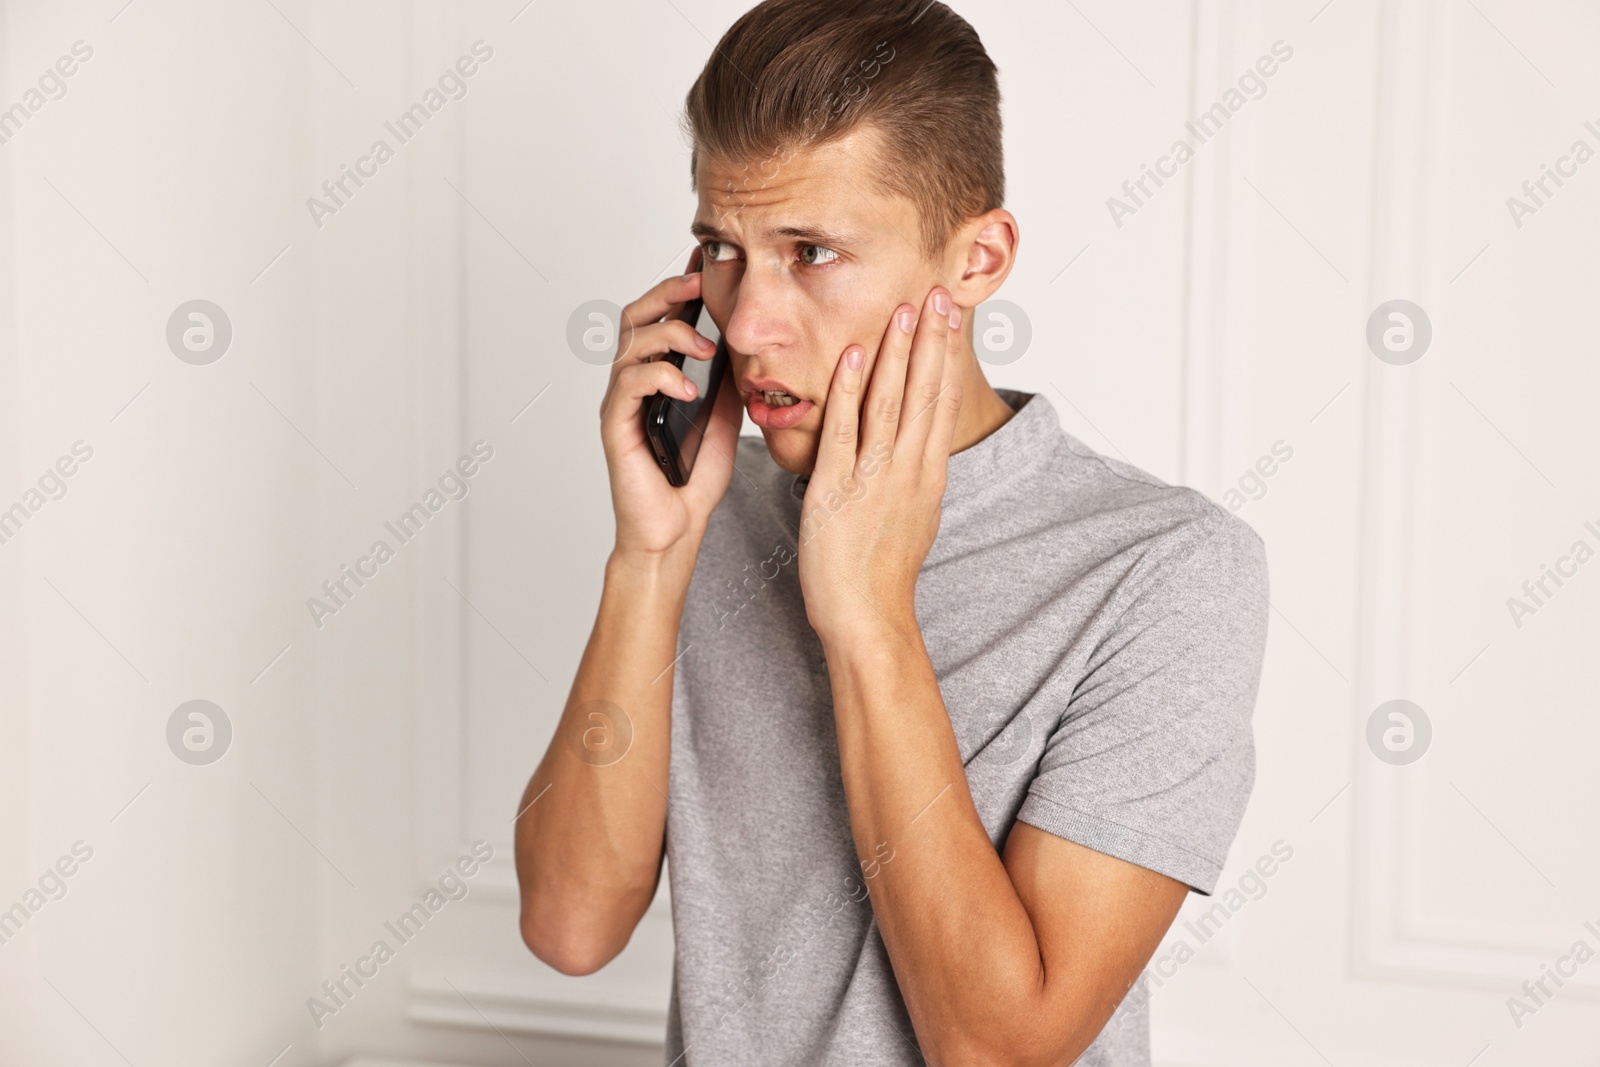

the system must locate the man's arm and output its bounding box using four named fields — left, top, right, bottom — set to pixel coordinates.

left=515, top=257, right=741, bottom=975
left=797, top=286, right=1193, bottom=1065
left=514, top=545, right=694, bottom=975
left=824, top=629, right=1187, bottom=1067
